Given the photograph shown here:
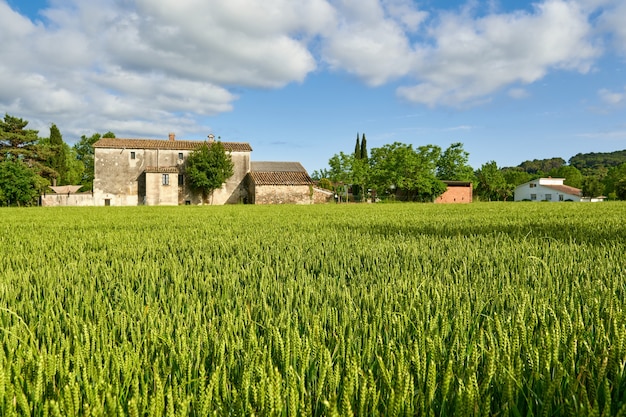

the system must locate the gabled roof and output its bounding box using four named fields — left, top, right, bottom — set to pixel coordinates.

left=542, top=184, right=582, bottom=196
left=251, top=161, right=307, bottom=172
left=50, top=185, right=82, bottom=194
left=93, top=137, right=252, bottom=152
left=249, top=161, right=313, bottom=185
